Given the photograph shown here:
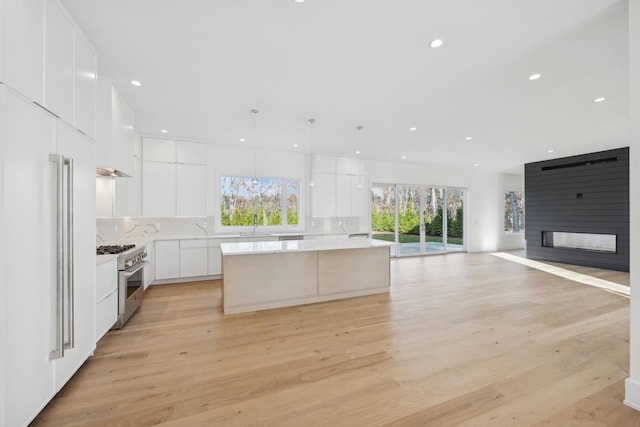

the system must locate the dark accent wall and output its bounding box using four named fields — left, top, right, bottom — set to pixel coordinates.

left=525, top=147, right=629, bottom=272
